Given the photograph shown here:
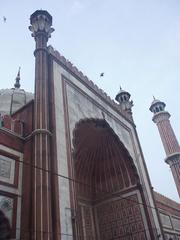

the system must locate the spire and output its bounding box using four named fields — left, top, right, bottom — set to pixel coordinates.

left=14, top=67, right=21, bottom=89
